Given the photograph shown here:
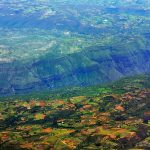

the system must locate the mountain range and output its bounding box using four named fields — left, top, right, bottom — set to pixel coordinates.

left=0, top=0, right=150, bottom=95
